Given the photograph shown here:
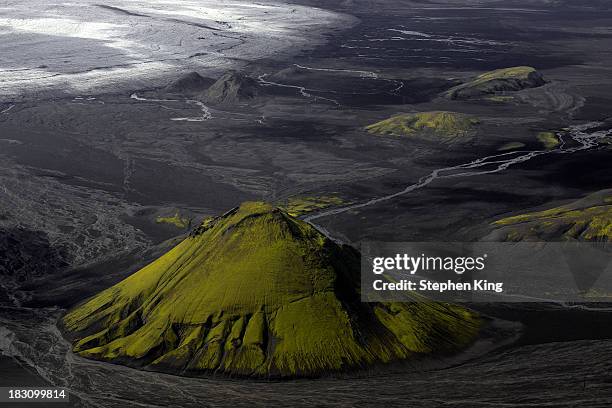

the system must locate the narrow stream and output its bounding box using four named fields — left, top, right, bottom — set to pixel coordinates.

left=130, top=93, right=212, bottom=122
